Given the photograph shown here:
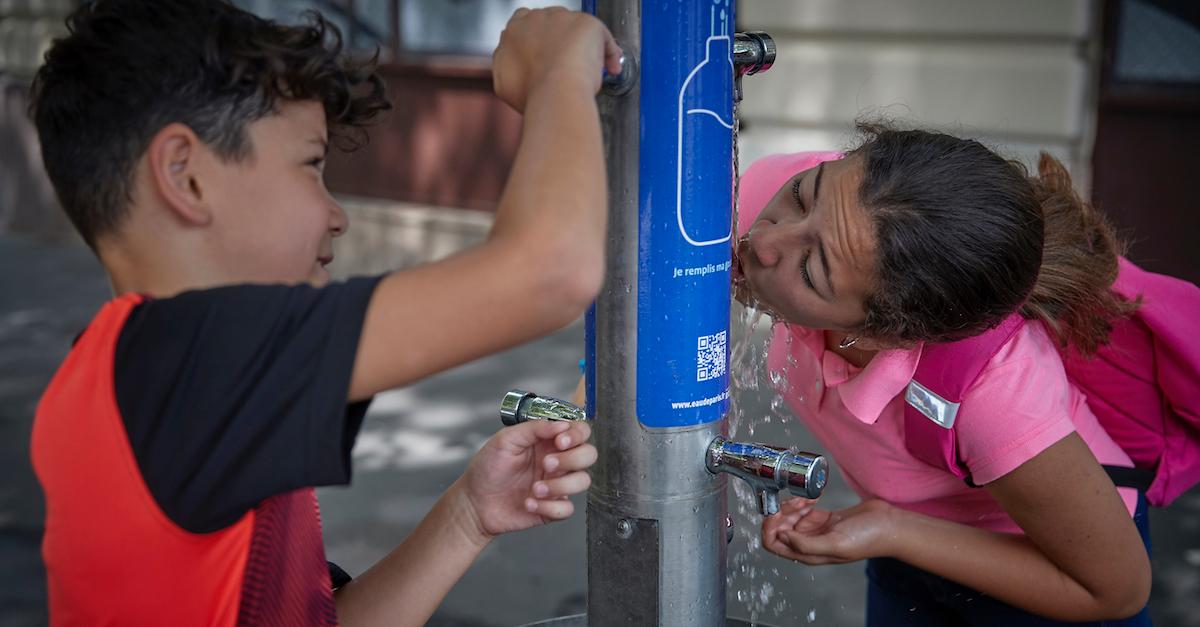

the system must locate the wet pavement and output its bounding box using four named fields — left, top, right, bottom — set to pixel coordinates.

left=2, top=232, right=1198, bottom=626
